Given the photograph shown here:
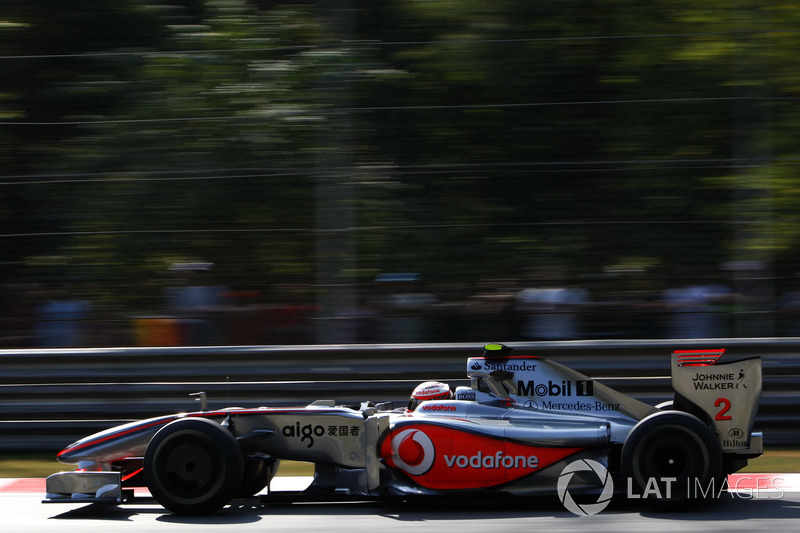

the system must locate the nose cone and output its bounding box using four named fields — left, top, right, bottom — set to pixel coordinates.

left=57, top=415, right=178, bottom=464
